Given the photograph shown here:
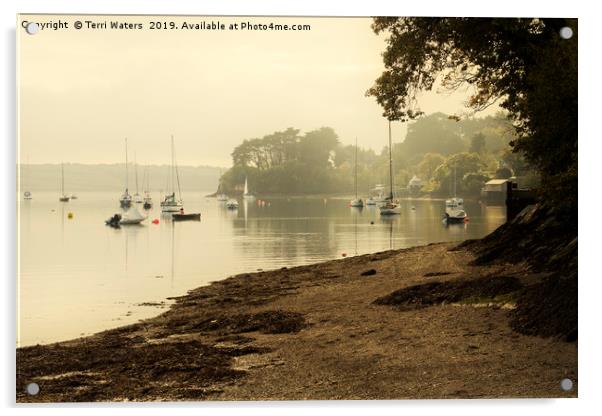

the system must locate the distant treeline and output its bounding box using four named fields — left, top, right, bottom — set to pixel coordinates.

left=219, top=112, right=539, bottom=196
left=19, top=164, right=222, bottom=192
